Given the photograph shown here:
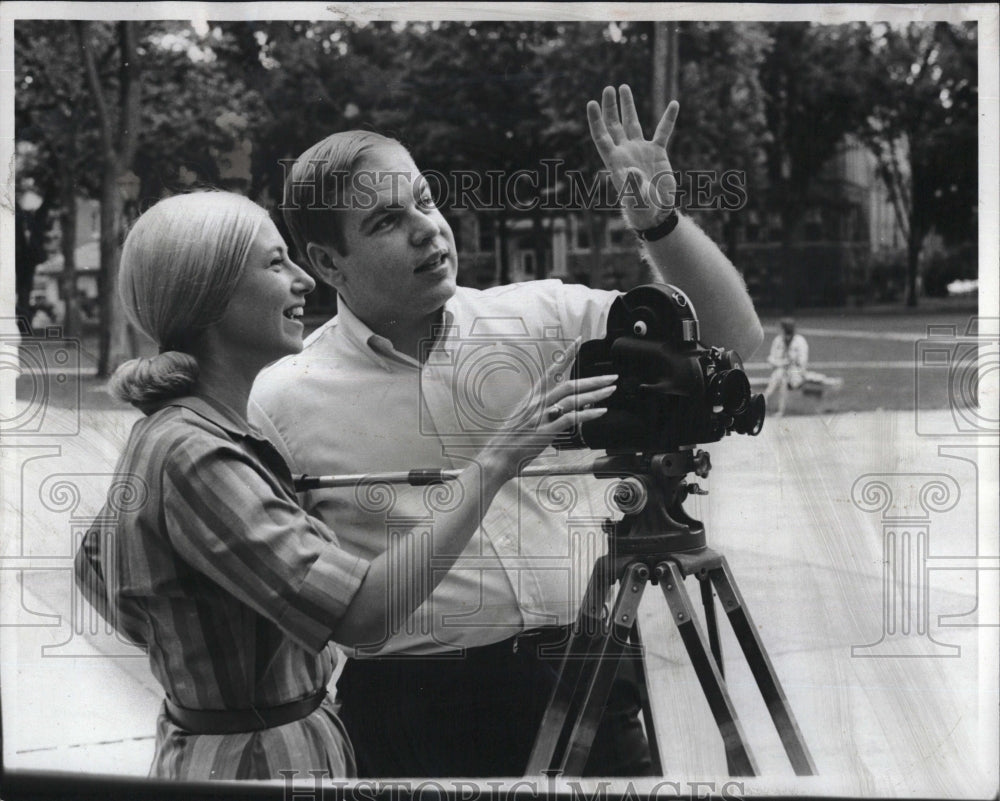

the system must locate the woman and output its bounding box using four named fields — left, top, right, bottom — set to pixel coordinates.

left=74, top=191, right=615, bottom=781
